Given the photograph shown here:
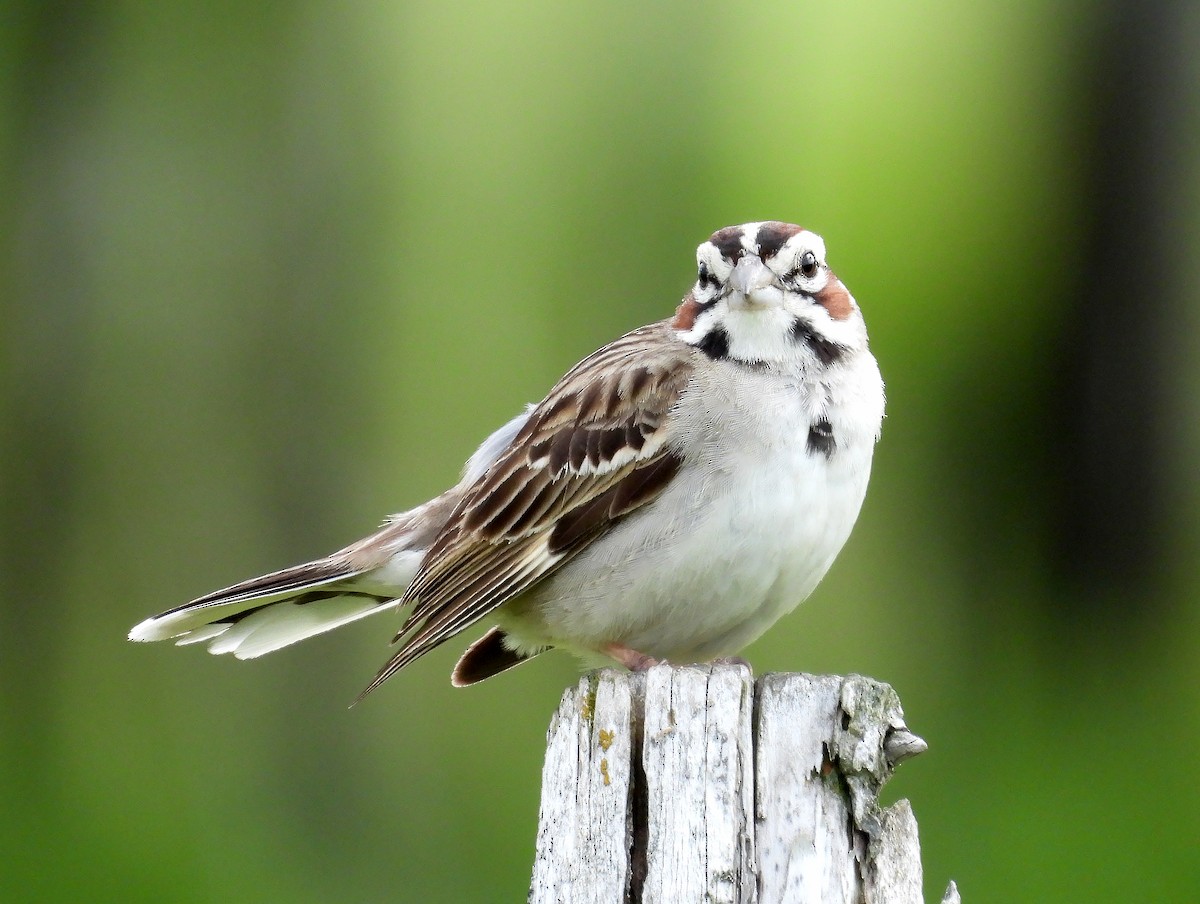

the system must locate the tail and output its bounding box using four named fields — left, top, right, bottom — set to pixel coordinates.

left=128, top=552, right=420, bottom=660
left=449, top=627, right=543, bottom=687
left=130, top=406, right=543, bottom=680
